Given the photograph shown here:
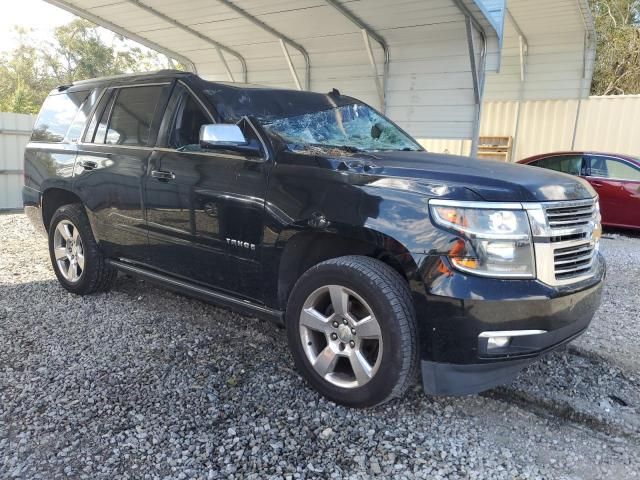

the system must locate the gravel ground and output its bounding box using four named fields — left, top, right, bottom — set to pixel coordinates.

left=575, top=230, right=640, bottom=371
left=1, top=212, right=639, bottom=479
